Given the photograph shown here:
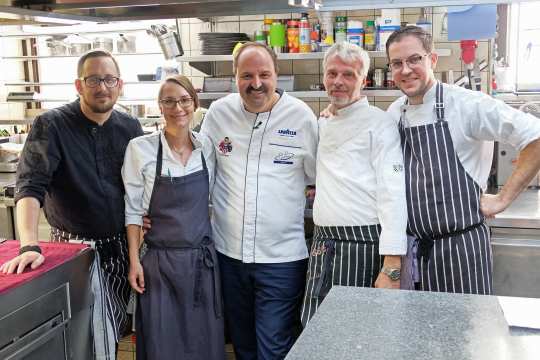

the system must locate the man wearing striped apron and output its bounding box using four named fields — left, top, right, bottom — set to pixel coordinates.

left=0, top=50, right=143, bottom=359
left=301, top=42, right=408, bottom=326
left=386, top=26, right=540, bottom=294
